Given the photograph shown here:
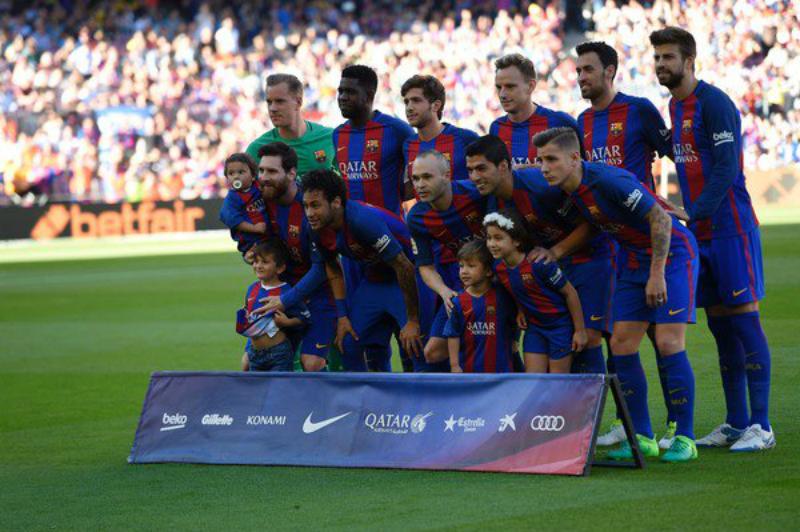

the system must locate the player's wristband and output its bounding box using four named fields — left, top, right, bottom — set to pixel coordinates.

left=335, top=298, right=348, bottom=318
